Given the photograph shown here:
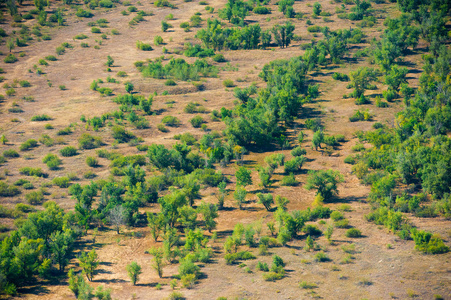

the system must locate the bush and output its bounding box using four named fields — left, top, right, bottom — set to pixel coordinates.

left=281, top=173, right=297, bottom=186
left=223, top=79, right=234, bottom=87
left=332, top=72, right=349, bottom=81
left=86, top=156, right=99, bottom=167
left=43, top=153, right=62, bottom=170
left=314, top=251, right=330, bottom=262
left=4, top=54, right=18, bottom=63
left=162, top=116, right=181, bottom=127
left=79, top=133, right=103, bottom=149
left=26, top=190, right=44, bottom=204
left=335, top=218, right=350, bottom=228
left=411, top=229, right=450, bottom=254
left=20, top=167, right=46, bottom=177
left=136, top=41, right=153, bottom=51
left=189, top=116, right=204, bottom=128
left=212, top=54, right=226, bottom=63
left=284, top=156, right=306, bottom=173
left=3, top=149, right=19, bottom=158
left=20, top=139, right=39, bottom=151
left=31, top=114, right=52, bottom=121
left=263, top=271, right=285, bottom=281
left=112, top=126, right=134, bottom=143
left=157, top=124, right=168, bottom=132
left=76, top=8, right=94, bottom=18
left=345, top=228, right=362, bottom=238
left=154, top=36, right=164, bottom=45
left=52, top=177, right=70, bottom=188
left=307, top=25, right=321, bottom=32
left=253, top=6, right=270, bottom=14
left=165, top=79, right=176, bottom=86
left=0, top=181, right=20, bottom=197
left=291, top=146, right=306, bottom=157
left=60, top=146, right=78, bottom=157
